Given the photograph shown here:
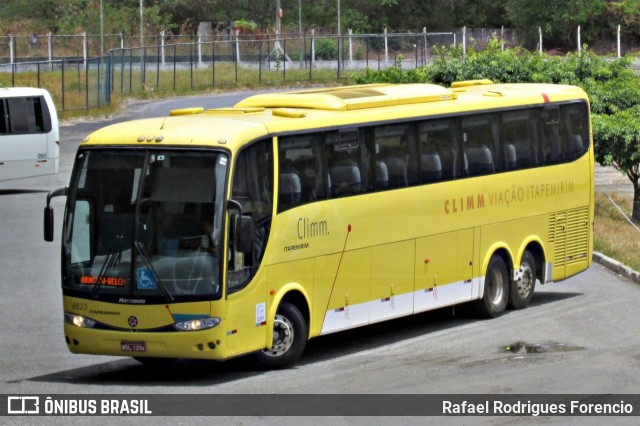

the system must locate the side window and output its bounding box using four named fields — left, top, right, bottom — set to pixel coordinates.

left=30, top=97, right=51, bottom=132
left=501, top=110, right=542, bottom=170
left=278, top=133, right=327, bottom=212
left=0, top=100, right=7, bottom=134
left=373, top=122, right=418, bottom=189
left=563, top=103, right=589, bottom=161
left=462, top=114, right=498, bottom=176
left=541, top=107, right=566, bottom=165
left=1, top=96, right=50, bottom=134
left=70, top=199, right=92, bottom=264
left=419, top=119, right=461, bottom=182
left=7, top=97, right=29, bottom=133
left=229, top=139, right=274, bottom=293
left=326, top=129, right=371, bottom=198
